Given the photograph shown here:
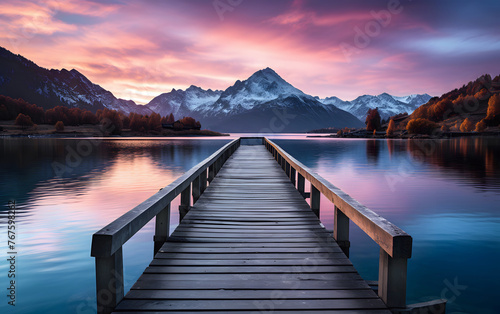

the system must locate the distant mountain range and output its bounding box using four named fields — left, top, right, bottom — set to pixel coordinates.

left=0, top=46, right=430, bottom=132
left=318, top=93, right=431, bottom=121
